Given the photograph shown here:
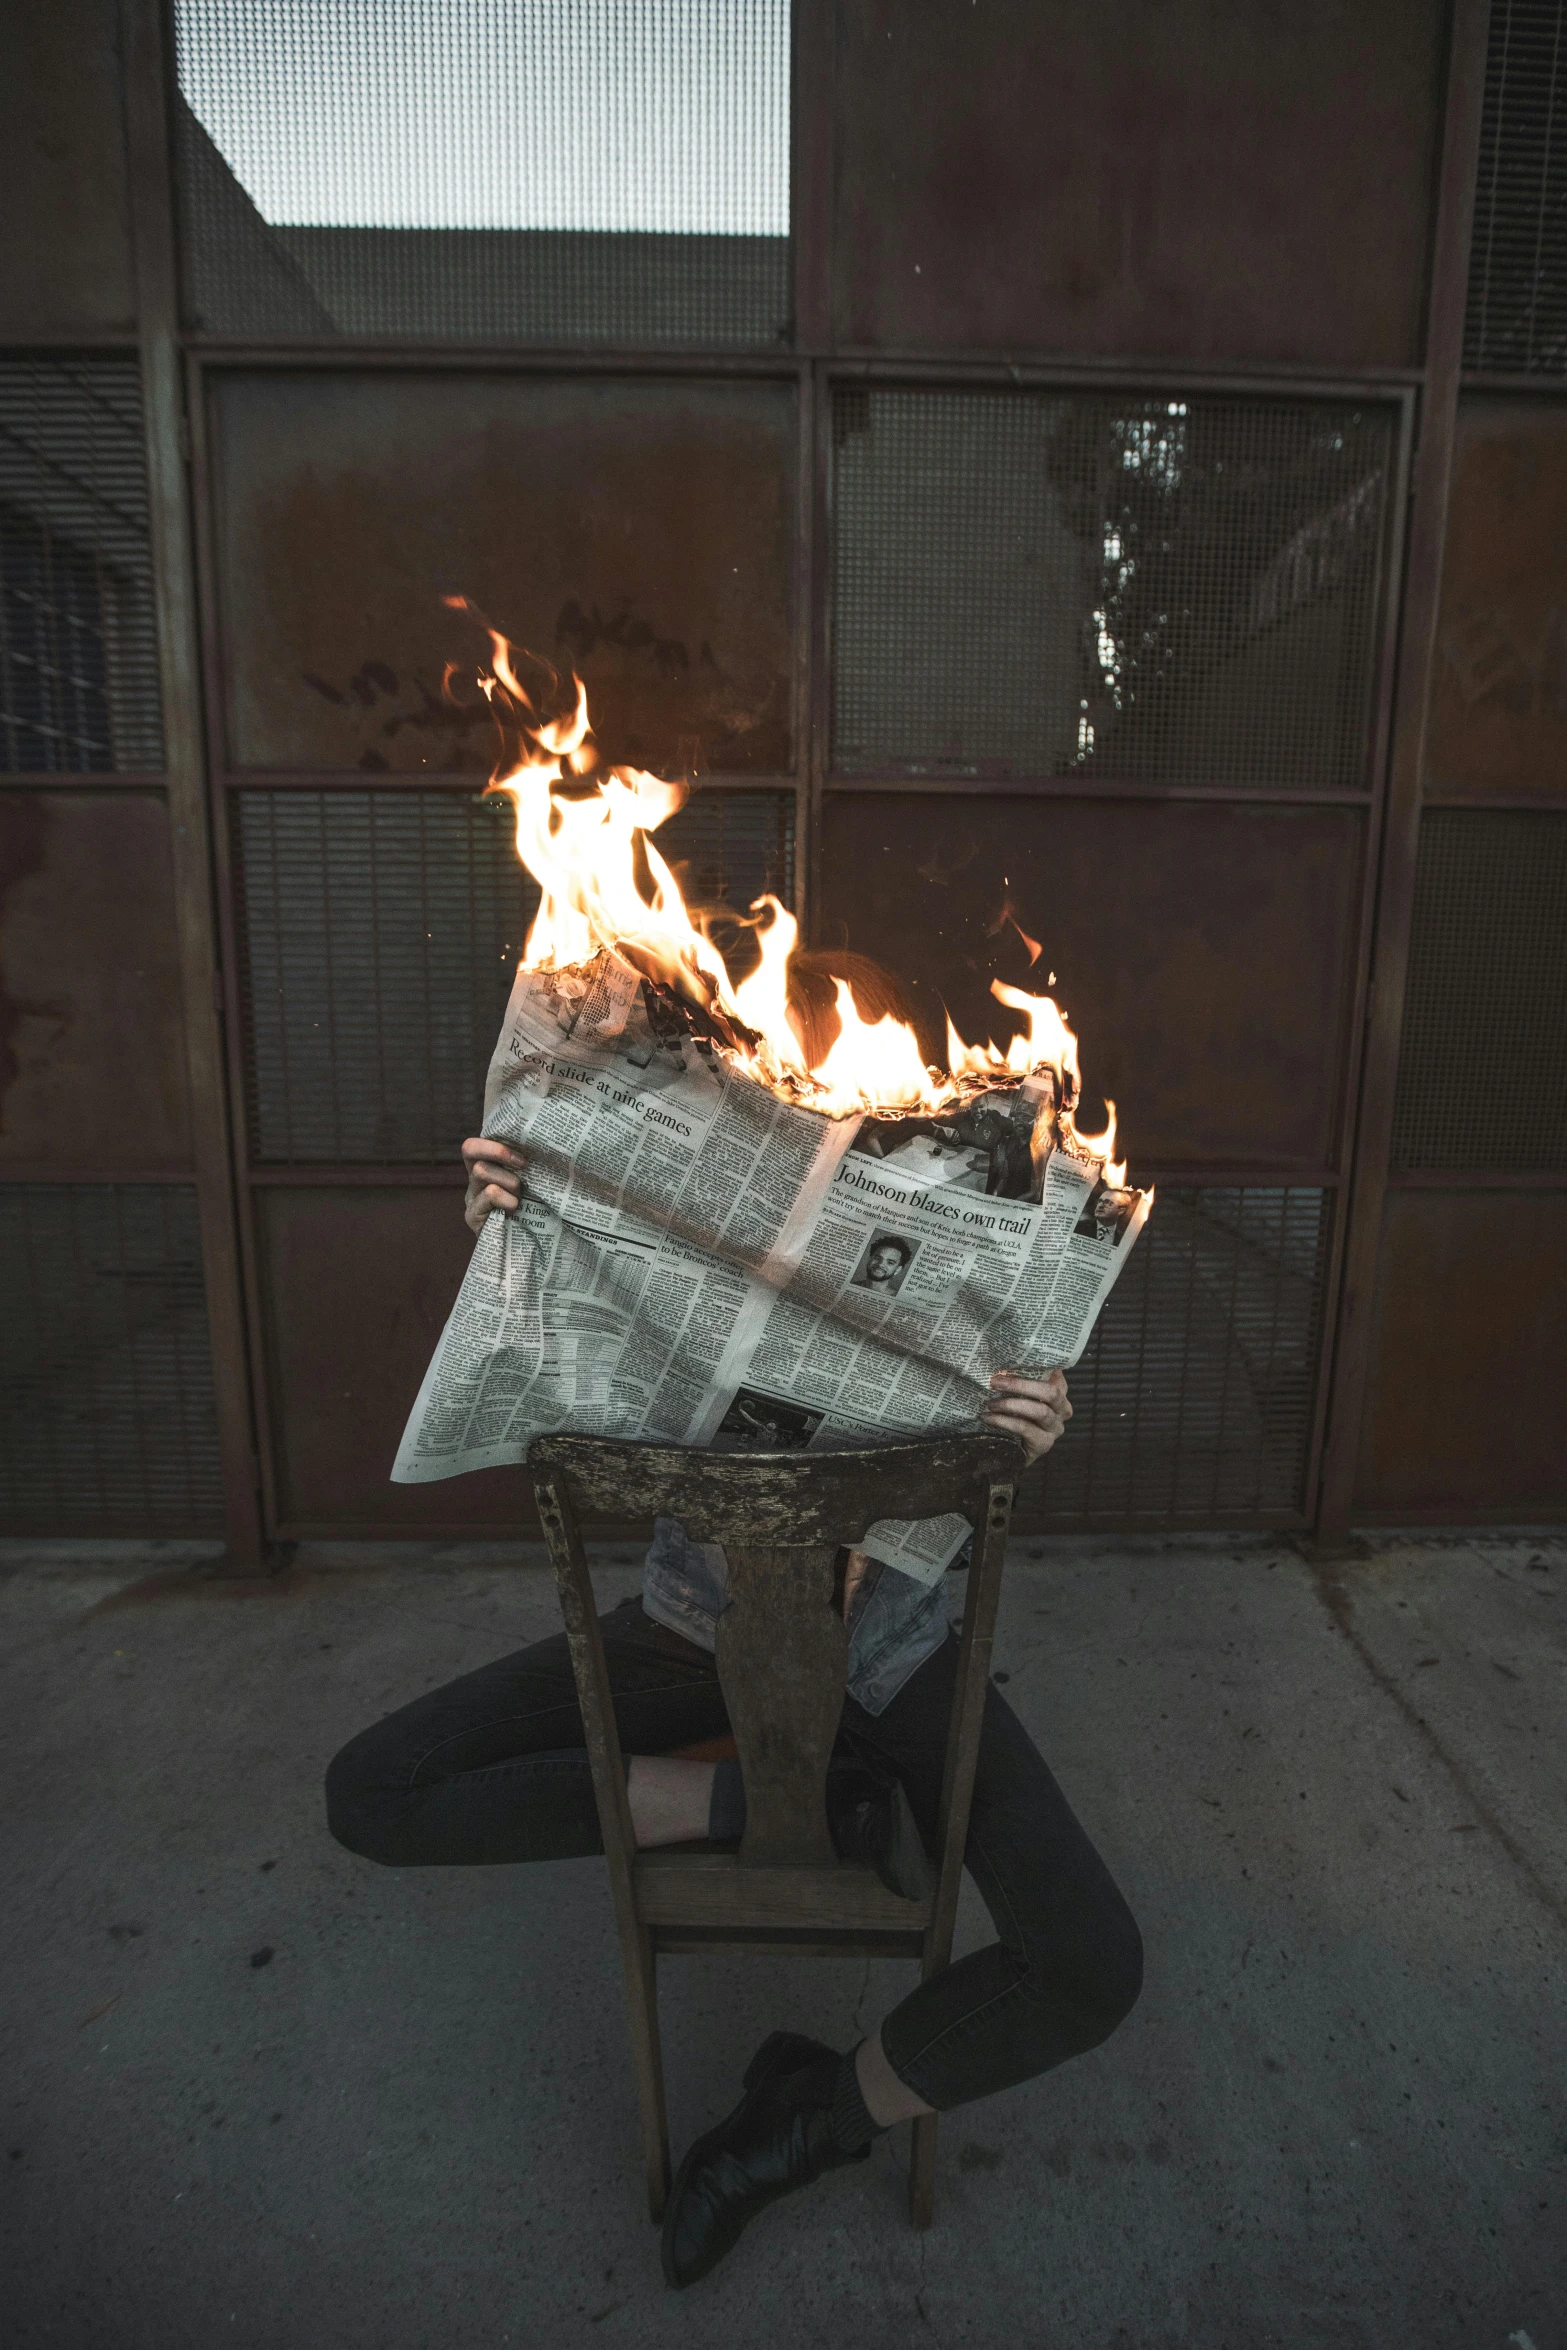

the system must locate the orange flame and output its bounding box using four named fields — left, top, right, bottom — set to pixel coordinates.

left=480, top=654, right=1126, bottom=1165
